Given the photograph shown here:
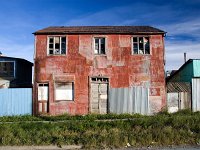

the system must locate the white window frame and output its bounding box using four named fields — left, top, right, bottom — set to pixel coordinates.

left=47, top=36, right=67, bottom=55
left=0, top=61, right=15, bottom=77
left=132, top=36, right=150, bottom=55
left=55, top=82, right=74, bottom=101
left=94, top=37, right=106, bottom=55
left=38, top=83, right=49, bottom=101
